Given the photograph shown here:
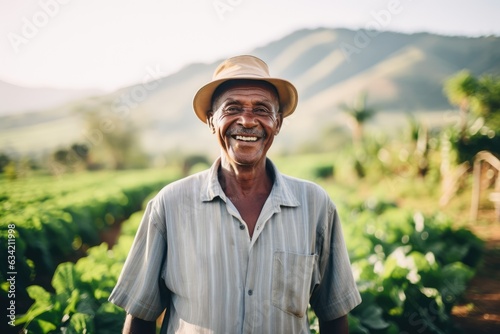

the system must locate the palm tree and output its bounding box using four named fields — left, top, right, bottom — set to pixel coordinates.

left=473, top=74, right=500, bottom=129
left=339, top=91, right=376, bottom=145
left=443, top=70, right=479, bottom=138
